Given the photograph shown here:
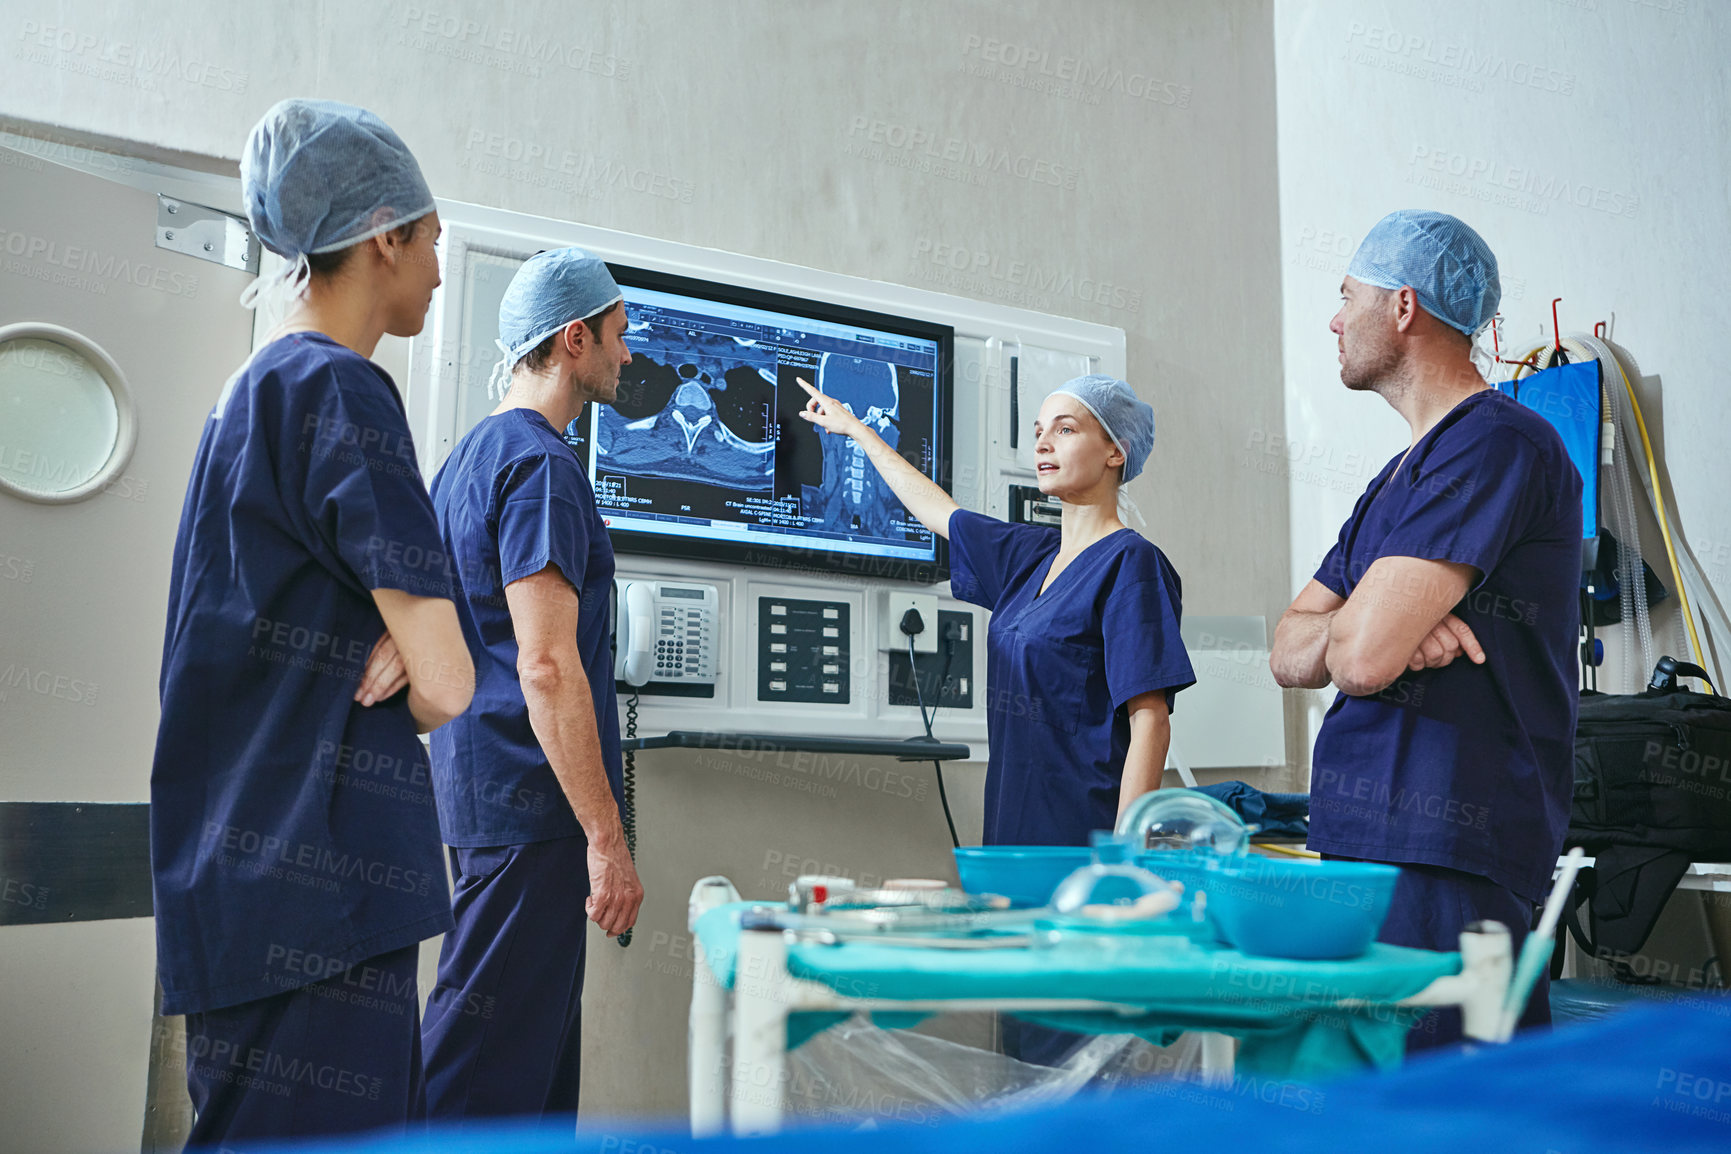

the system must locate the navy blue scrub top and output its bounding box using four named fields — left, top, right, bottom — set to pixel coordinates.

left=1308, top=389, right=1582, bottom=902
left=151, top=333, right=456, bottom=1016
left=948, top=509, right=1196, bottom=846
left=428, top=409, right=621, bottom=846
